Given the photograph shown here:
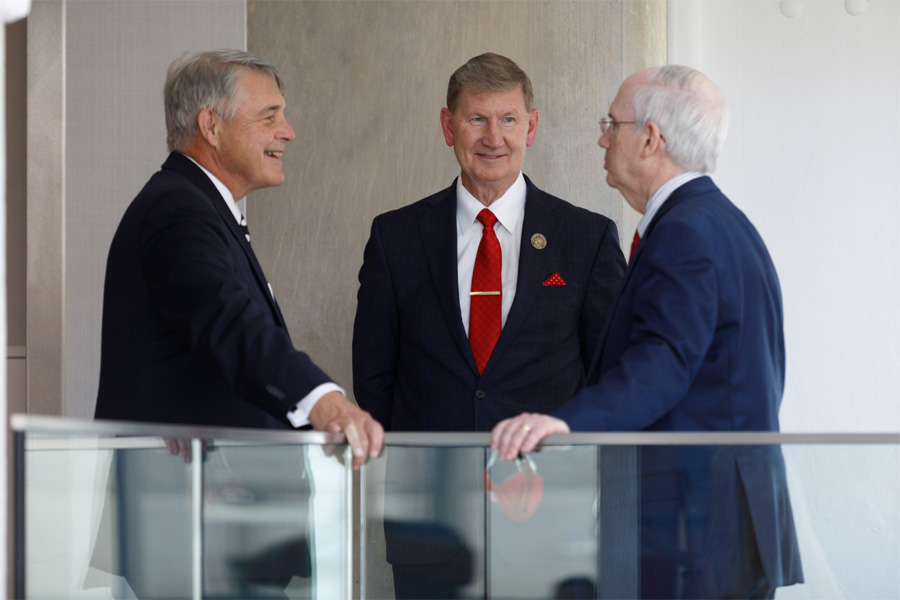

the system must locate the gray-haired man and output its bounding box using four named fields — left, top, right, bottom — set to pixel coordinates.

left=97, top=49, right=383, bottom=462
